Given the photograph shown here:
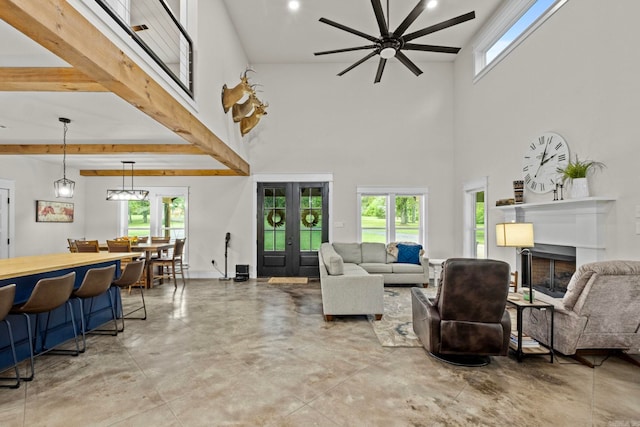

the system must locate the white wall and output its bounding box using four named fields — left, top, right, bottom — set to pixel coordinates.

left=0, top=158, right=85, bottom=256
left=80, top=61, right=459, bottom=277
left=453, top=0, right=640, bottom=265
